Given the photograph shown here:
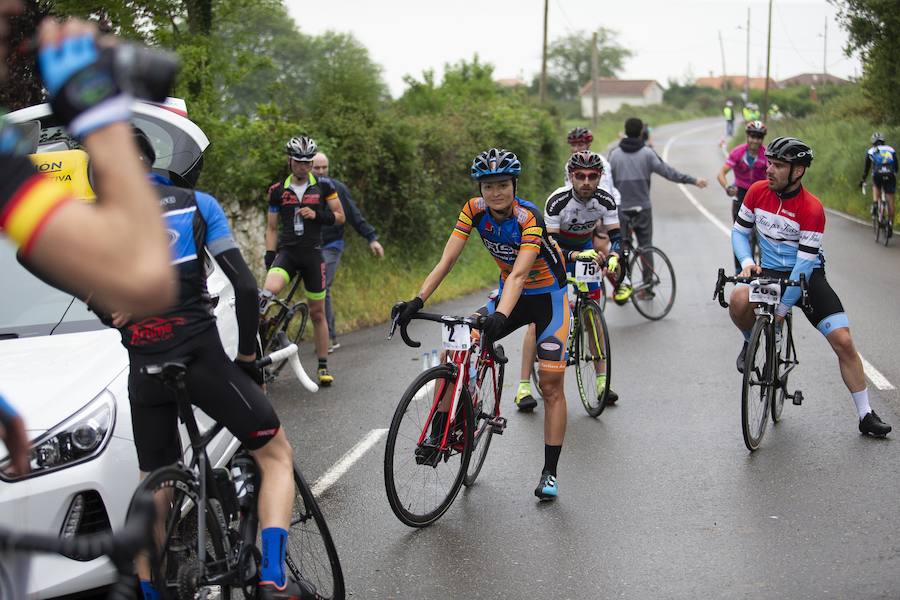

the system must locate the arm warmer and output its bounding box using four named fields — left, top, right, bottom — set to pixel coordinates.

left=862, top=154, right=872, bottom=181
left=778, top=256, right=817, bottom=317
left=213, top=247, right=259, bottom=356
left=607, top=227, right=622, bottom=255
